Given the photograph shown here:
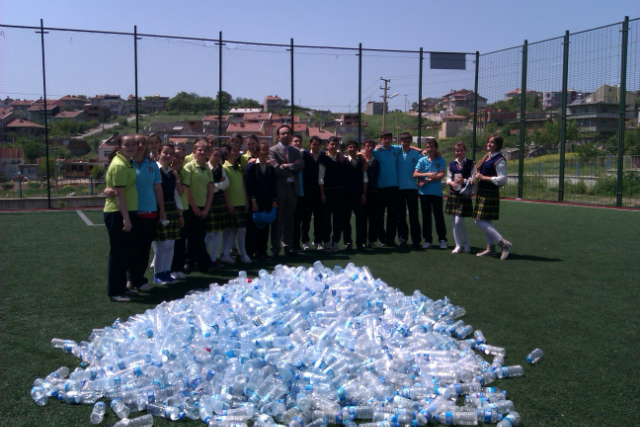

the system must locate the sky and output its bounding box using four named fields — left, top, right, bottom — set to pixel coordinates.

left=1, top=0, right=638, bottom=111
